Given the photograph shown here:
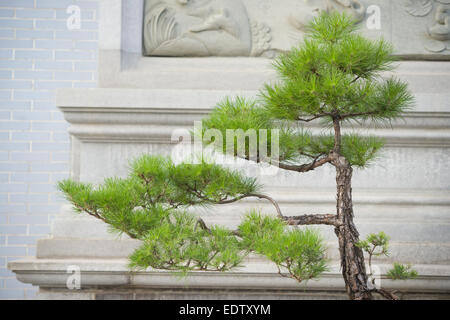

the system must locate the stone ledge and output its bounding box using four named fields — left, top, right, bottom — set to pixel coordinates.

left=8, top=259, right=450, bottom=299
